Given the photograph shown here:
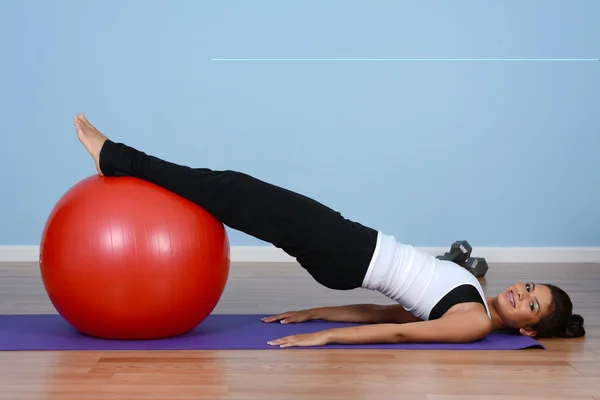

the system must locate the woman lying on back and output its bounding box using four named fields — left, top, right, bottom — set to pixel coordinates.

left=73, top=113, right=585, bottom=348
